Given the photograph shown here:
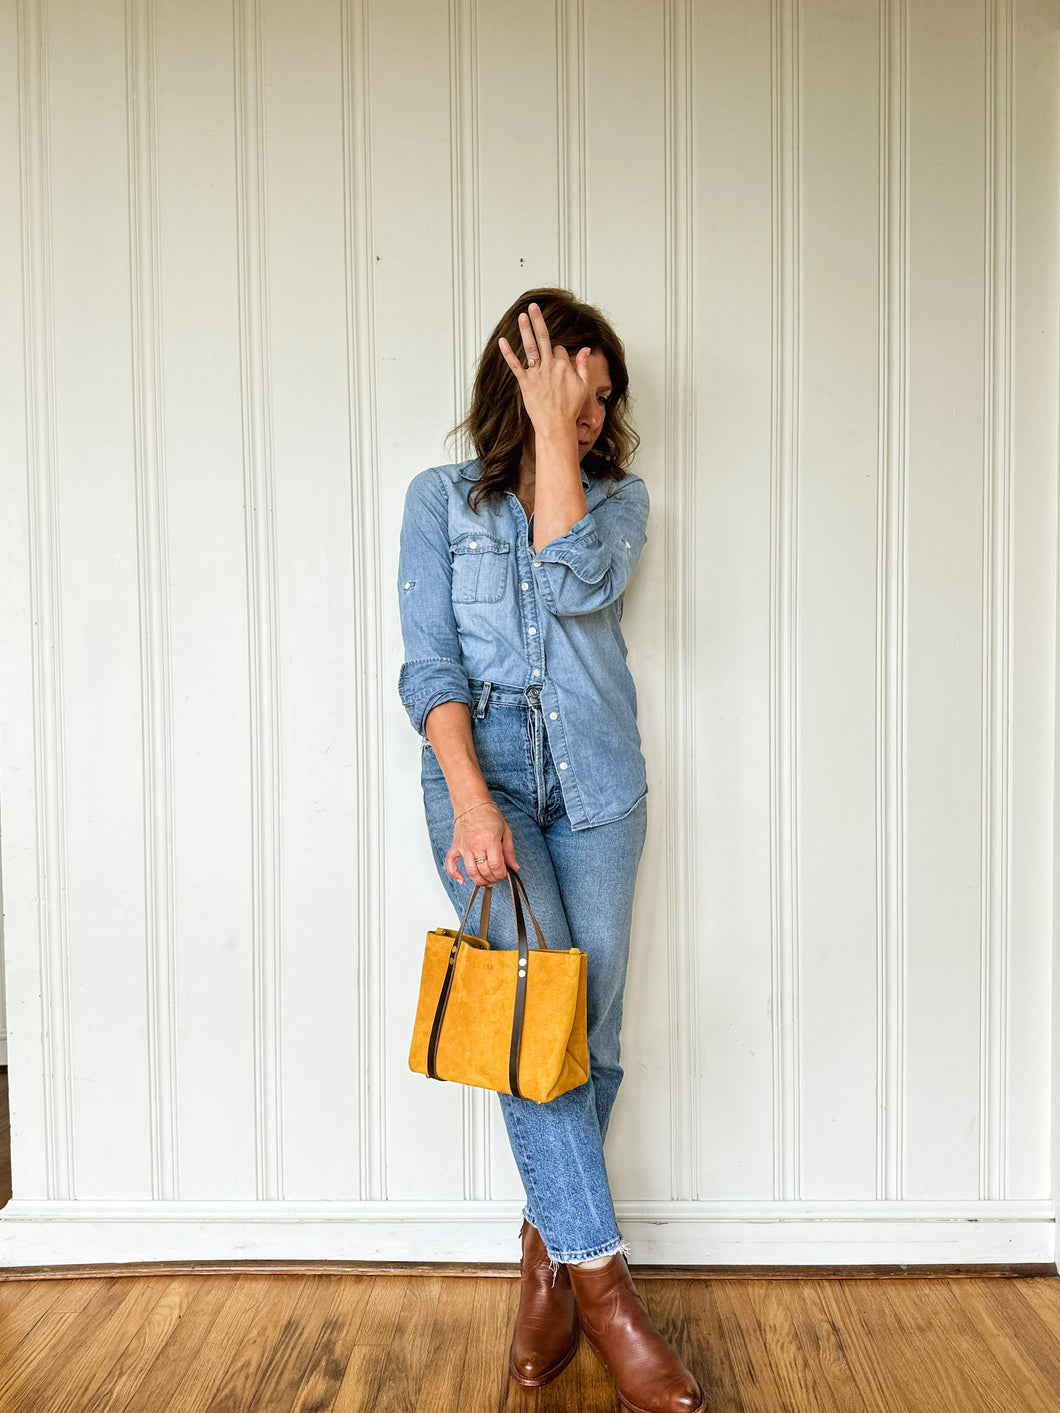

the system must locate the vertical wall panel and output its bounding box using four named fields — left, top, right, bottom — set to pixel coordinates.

left=155, top=0, right=257, bottom=1198
left=127, top=0, right=178, bottom=1200
left=0, top=0, right=21, bottom=1073
left=904, top=0, right=987, bottom=1198
left=796, top=0, right=880, bottom=1198
left=1009, top=0, right=1059, bottom=1199
left=476, top=2, right=560, bottom=342
left=0, top=0, right=1058, bottom=1265
left=582, top=0, right=672, bottom=1201
left=47, top=0, right=151, bottom=1197
left=692, top=0, right=777, bottom=1201
left=0, top=0, right=45, bottom=1195
left=262, top=0, right=363, bottom=1201
left=371, top=0, right=470, bottom=1202
left=340, top=0, right=388, bottom=1203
